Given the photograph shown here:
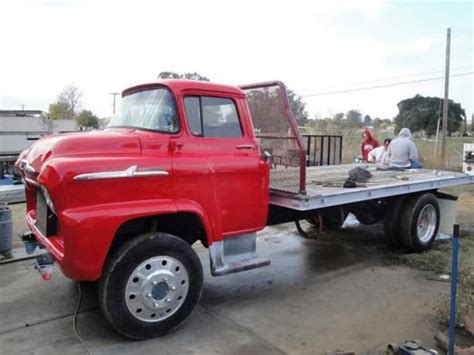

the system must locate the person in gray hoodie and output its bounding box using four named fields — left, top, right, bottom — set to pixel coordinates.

left=385, top=128, right=422, bottom=168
